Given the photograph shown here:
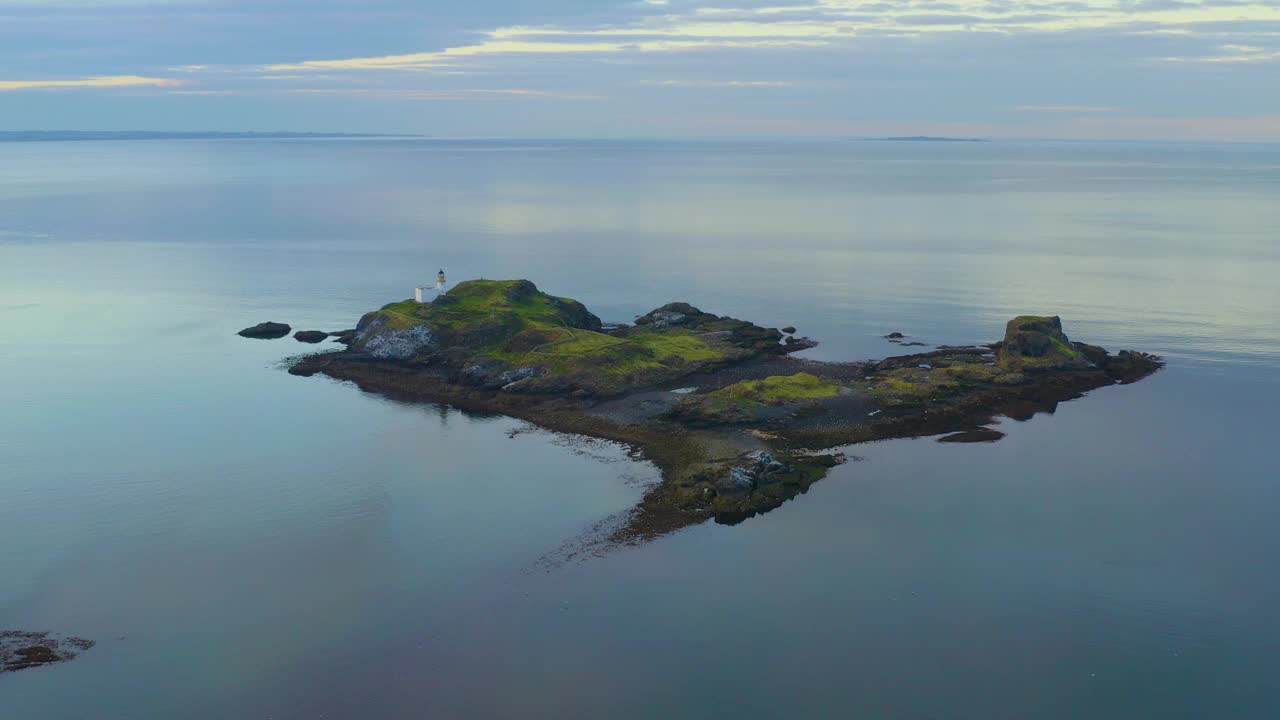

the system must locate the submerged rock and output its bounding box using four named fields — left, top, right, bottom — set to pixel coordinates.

left=1, top=631, right=95, bottom=673
left=937, top=428, right=1006, bottom=443
left=238, top=322, right=291, bottom=339
left=294, top=330, right=329, bottom=344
